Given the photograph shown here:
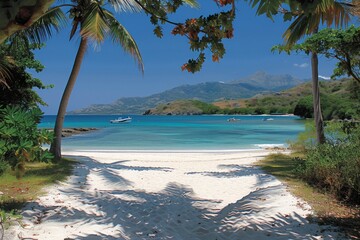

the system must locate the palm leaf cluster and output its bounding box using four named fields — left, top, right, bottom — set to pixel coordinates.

left=247, top=0, right=354, bottom=45
left=0, top=55, right=12, bottom=88
left=0, top=6, right=65, bottom=88
left=7, top=7, right=66, bottom=47
left=68, top=0, right=143, bottom=71
left=283, top=0, right=352, bottom=45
